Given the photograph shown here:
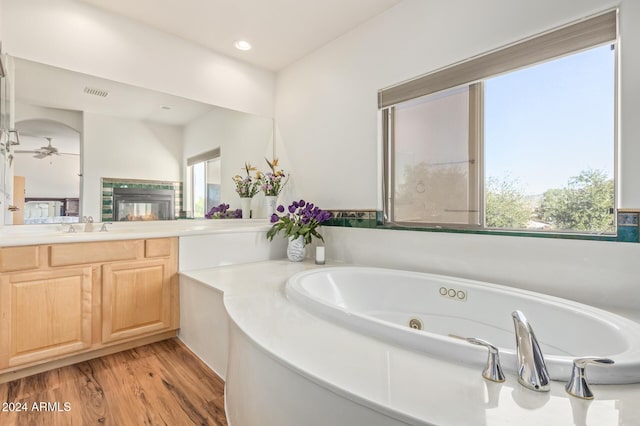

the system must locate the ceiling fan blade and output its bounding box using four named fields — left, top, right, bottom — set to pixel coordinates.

left=15, top=149, right=78, bottom=158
